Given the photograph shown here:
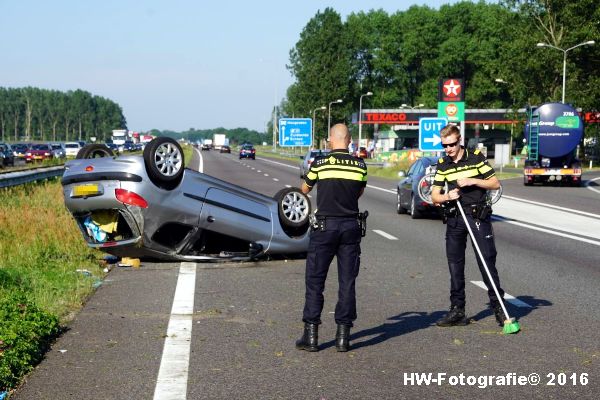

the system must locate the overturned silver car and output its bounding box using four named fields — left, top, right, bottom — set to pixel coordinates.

left=61, top=137, right=311, bottom=261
